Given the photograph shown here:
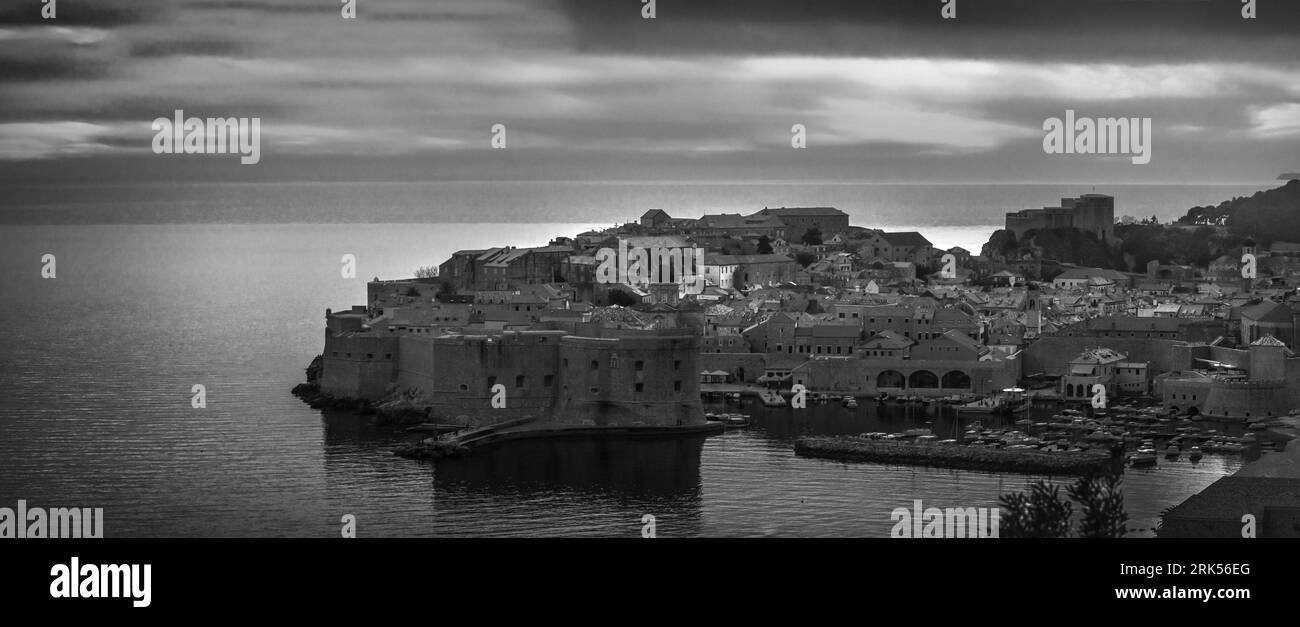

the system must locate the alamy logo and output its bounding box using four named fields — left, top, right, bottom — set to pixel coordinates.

left=1241, top=253, right=1257, bottom=279
left=890, top=500, right=999, bottom=538
left=0, top=501, right=103, bottom=538
left=595, top=239, right=705, bottom=295
left=50, top=557, right=151, bottom=608
left=1091, top=383, right=1107, bottom=409
left=152, top=109, right=261, bottom=165
left=1043, top=109, right=1151, bottom=165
